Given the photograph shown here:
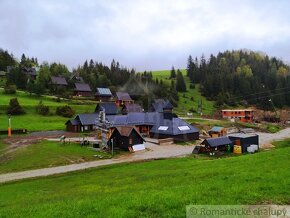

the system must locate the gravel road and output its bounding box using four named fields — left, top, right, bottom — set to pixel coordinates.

left=0, top=142, right=194, bottom=183
left=1, top=127, right=289, bottom=184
